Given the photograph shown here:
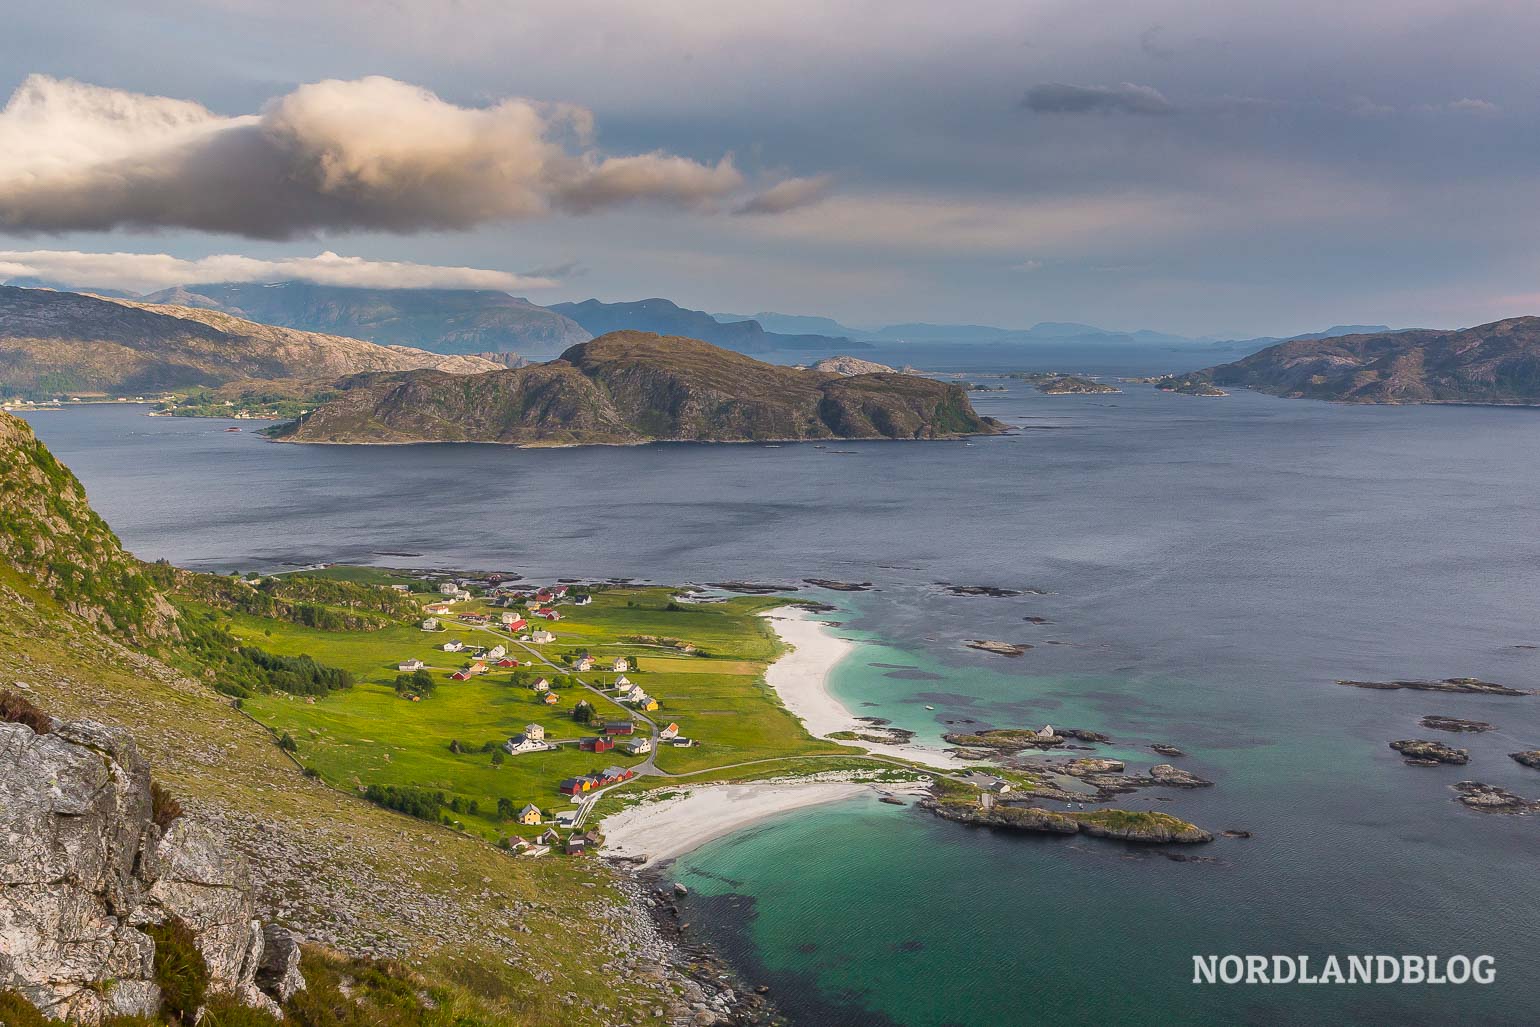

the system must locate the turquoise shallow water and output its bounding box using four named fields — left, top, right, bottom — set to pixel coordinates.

left=22, top=381, right=1540, bottom=1025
